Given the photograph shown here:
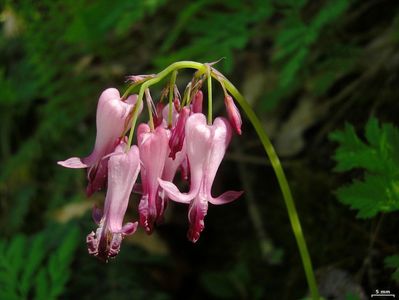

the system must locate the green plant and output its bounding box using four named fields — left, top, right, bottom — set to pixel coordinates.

left=330, top=118, right=399, bottom=218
